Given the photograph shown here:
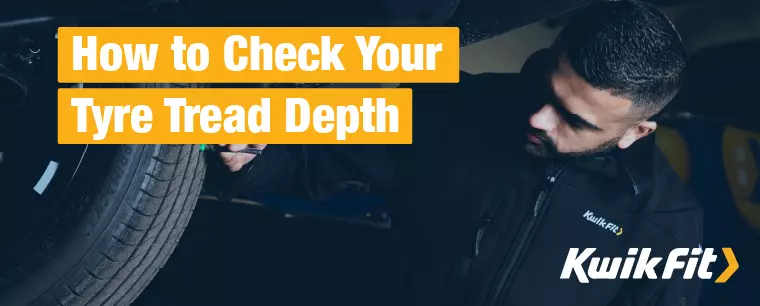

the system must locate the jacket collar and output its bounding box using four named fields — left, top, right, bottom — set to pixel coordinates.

left=560, top=134, right=656, bottom=197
